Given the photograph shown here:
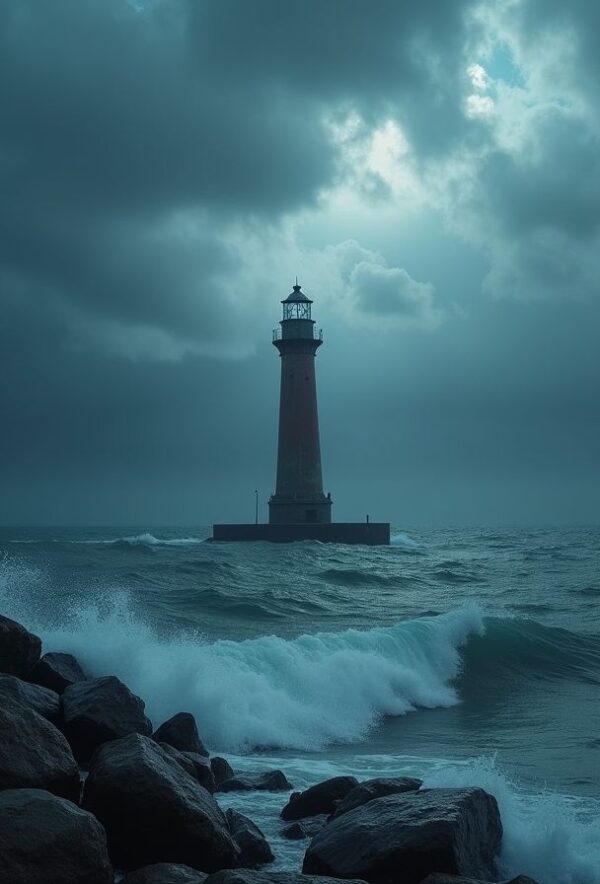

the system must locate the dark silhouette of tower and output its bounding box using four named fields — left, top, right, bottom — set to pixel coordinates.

left=269, top=284, right=332, bottom=525
left=212, top=280, right=389, bottom=544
